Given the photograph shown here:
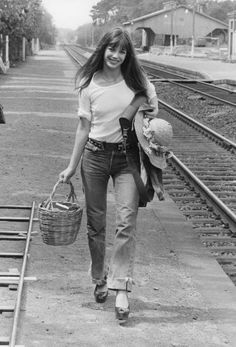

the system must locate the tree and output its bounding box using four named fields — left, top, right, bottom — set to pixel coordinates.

left=0, top=0, right=56, bottom=62
left=204, top=0, right=235, bottom=22
left=90, top=0, right=161, bottom=24
left=0, top=0, right=42, bottom=38
left=38, top=9, right=57, bottom=46
left=89, top=0, right=234, bottom=25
